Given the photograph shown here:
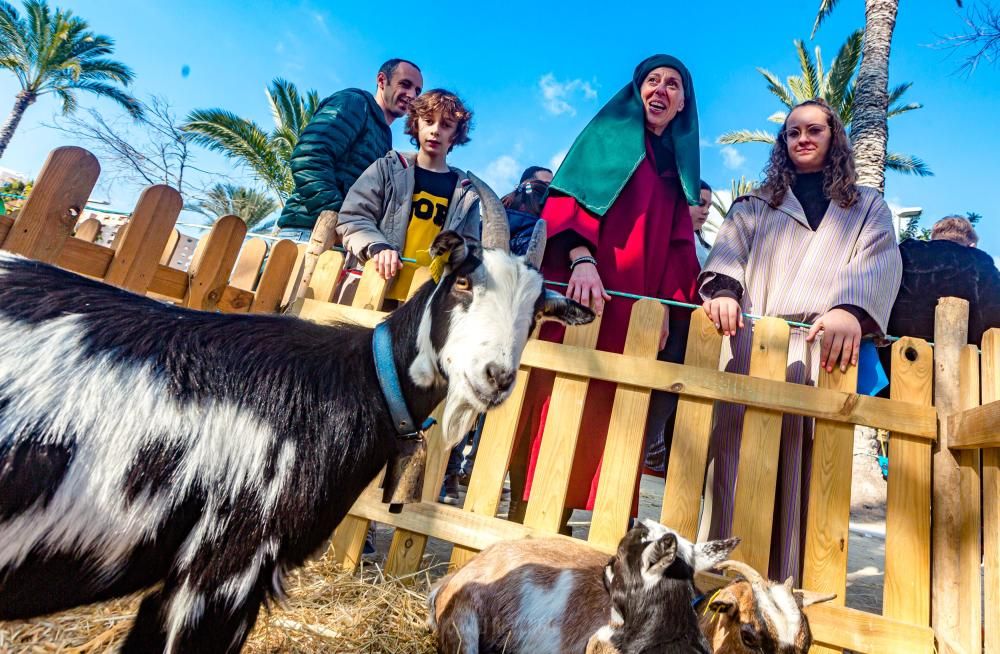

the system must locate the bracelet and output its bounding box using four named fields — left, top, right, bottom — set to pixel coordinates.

left=570, top=255, right=597, bottom=270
